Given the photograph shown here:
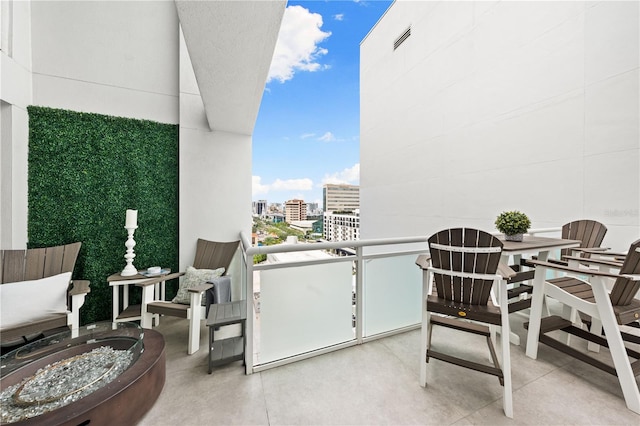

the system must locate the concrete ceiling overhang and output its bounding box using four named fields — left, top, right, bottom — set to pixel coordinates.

left=175, top=0, right=286, bottom=136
